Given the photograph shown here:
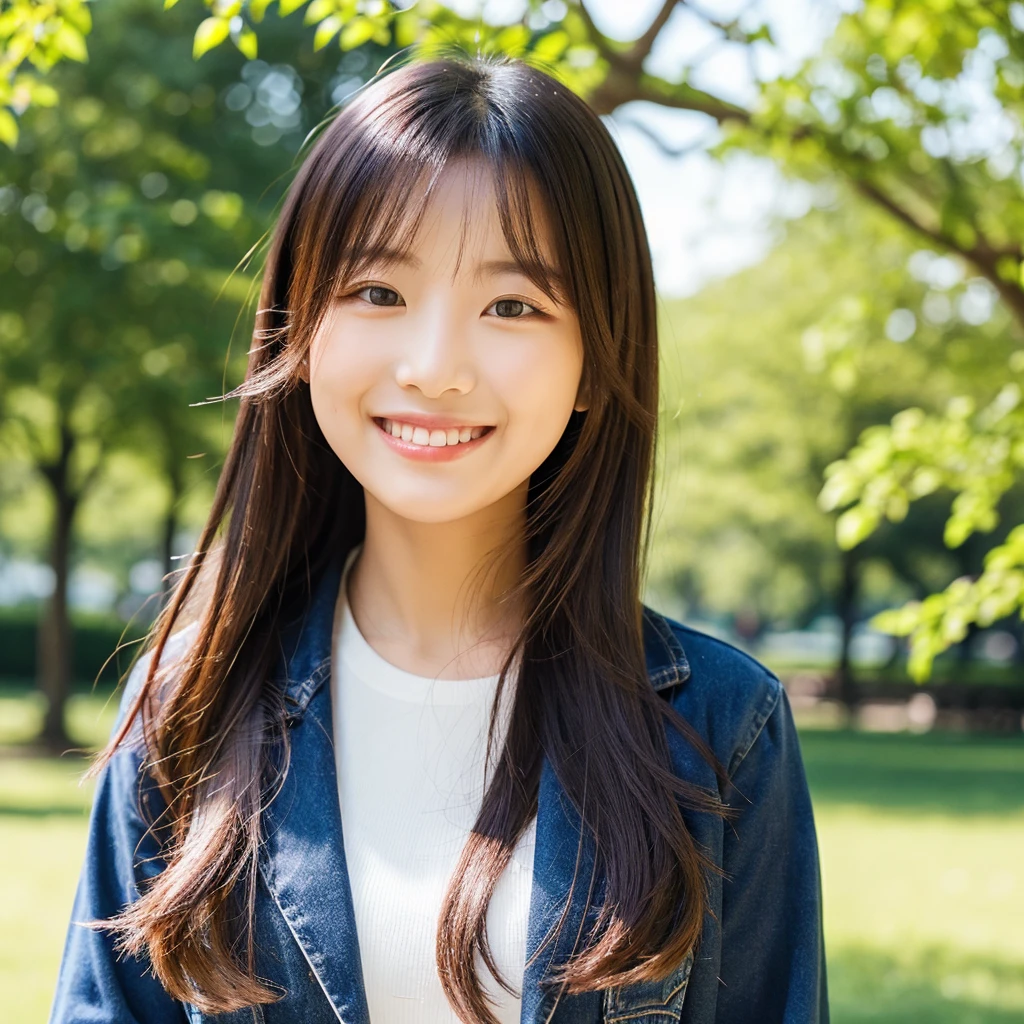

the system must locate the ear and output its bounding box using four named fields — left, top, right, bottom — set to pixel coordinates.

left=297, top=353, right=310, bottom=384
